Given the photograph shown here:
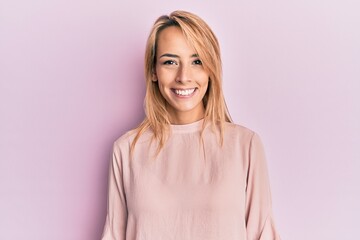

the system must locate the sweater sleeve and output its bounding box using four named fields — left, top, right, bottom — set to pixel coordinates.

left=245, top=132, right=281, bottom=240
left=101, top=143, right=128, bottom=240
